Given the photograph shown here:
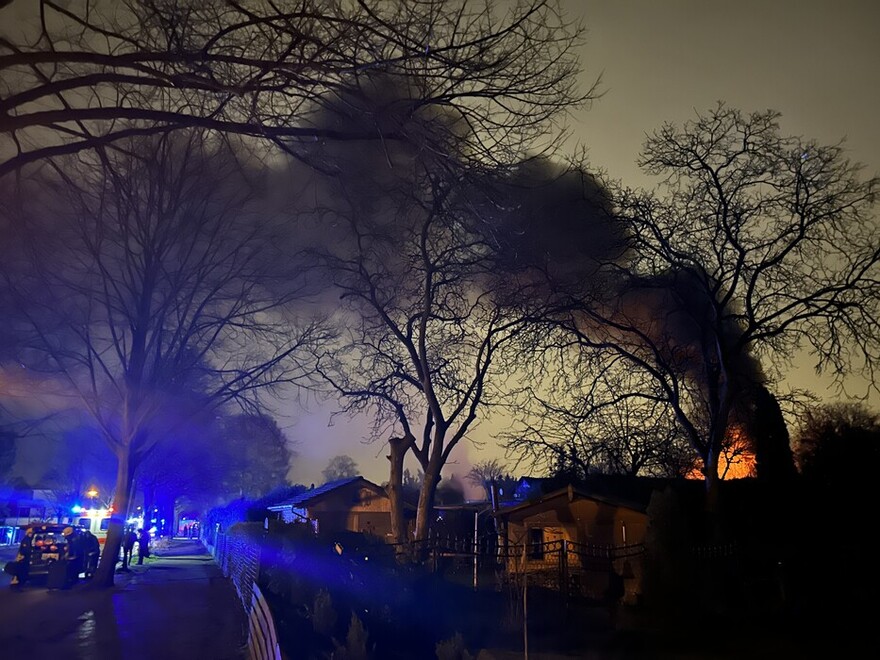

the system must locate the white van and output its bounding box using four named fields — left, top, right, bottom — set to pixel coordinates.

left=75, top=509, right=112, bottom=547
